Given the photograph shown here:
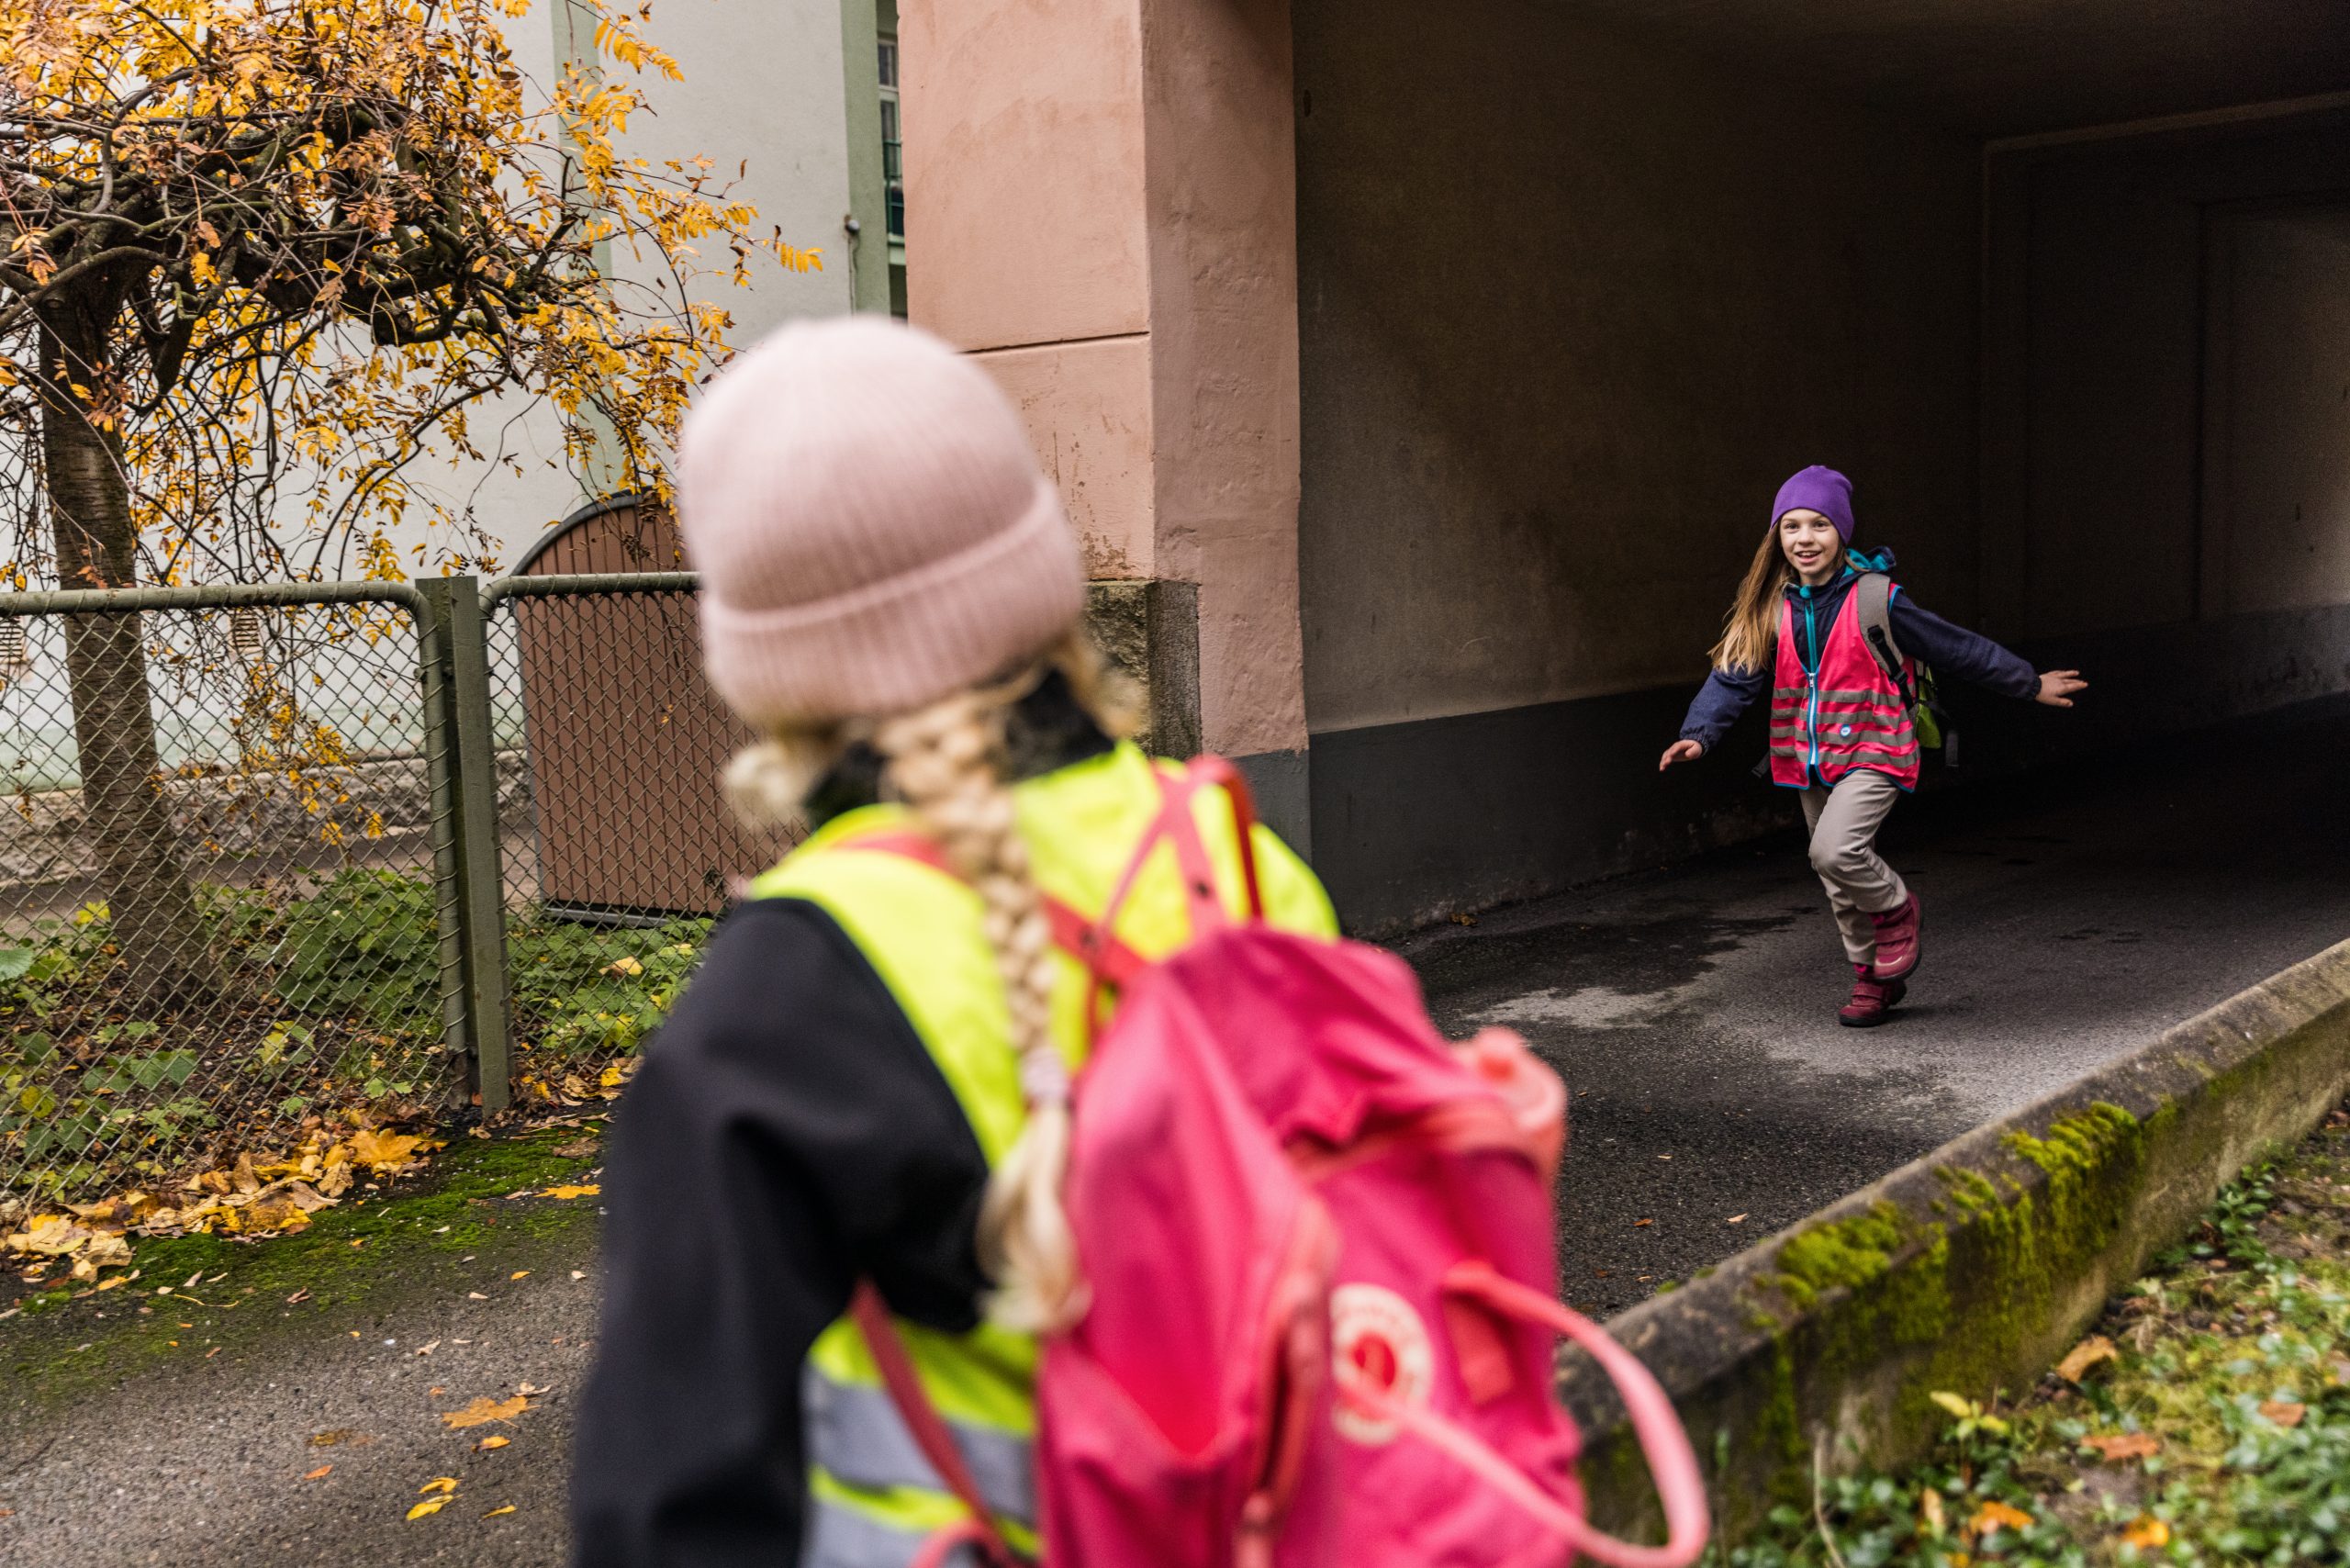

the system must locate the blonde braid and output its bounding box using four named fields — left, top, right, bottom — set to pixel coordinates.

left=876, top=687, right=1085, bottom=1334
